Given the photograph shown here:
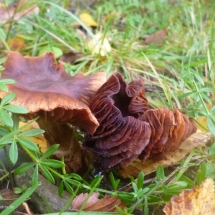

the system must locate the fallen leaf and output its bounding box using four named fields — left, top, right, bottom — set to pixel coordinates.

left=59, top=52, right=83, bottom=63
left=0, top=189, right=32, bottom=213
left=144, top=29, right=168, bottom=45
left=79, top=13, right=98, bottom=27
left=72, top=193, right=100, bottom=209
left=119, top=130, right=213, bottom=178
left=84, top=195, right=126, bottom=212
left=0, top=189, right=21, bottom=209
left=8, top=37, right=25, bottom=51
left=197, top=103, right=212, bottom=131
left=87, top=32, right=112, bottom=56
left=19, top=122, right=47, bottom=153
left=0, top=3, right=6, bottom=9
left=163, top=178, right=215, bottom=215
left=72, top=193, right=126, bottom=212
left=0, top=0, right=39, bottom=23
left=0, top=188, right=19, bottom=201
